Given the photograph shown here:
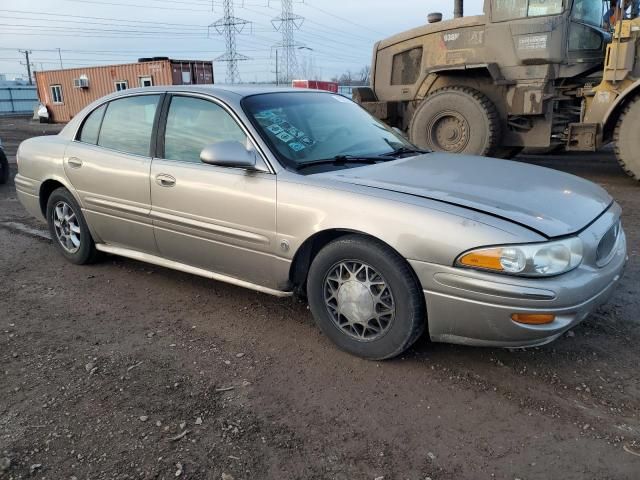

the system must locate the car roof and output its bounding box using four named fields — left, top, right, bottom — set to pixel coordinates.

left=112, top=84, right=325, bottom=102
left=59, top=84, right=338, bottom=142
